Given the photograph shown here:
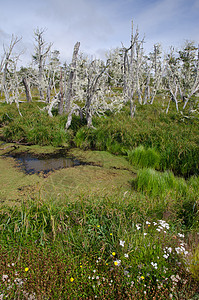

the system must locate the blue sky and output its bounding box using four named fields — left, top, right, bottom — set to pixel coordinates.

left=0, top=0, right=199, bottom=65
